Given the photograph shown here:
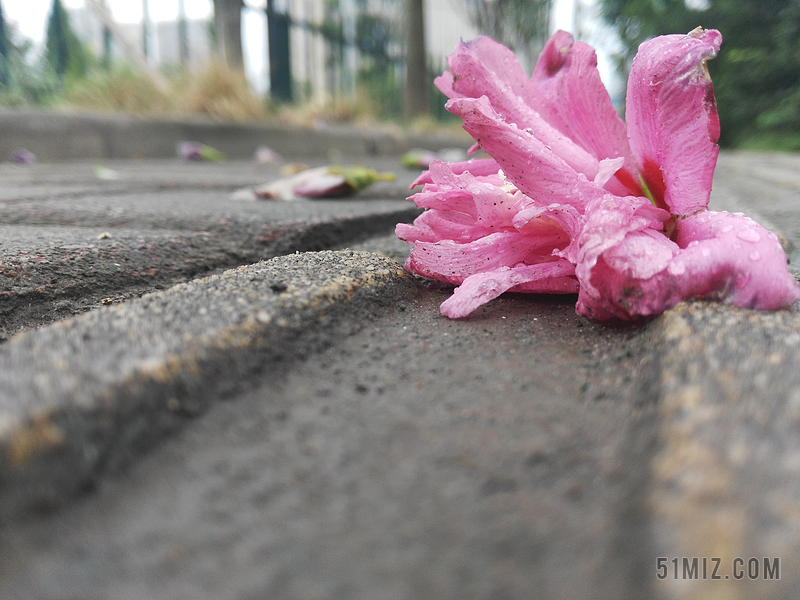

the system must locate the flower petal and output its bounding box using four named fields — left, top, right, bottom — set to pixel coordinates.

left=674, top=211, right=800, bottom=309
left=533, top=31, right=640, bottom=197
left=446, top=96, right=607, bottom=210
left=440, top=37, right=600, bottom=180
left=406, top=232, right=562, bottom=285
left=410, top=157, right=501, bottom=188
left=575, top=207, right=800, bottom=321
left=437, top=36, right=568, bottom=130
left=573, top=195, right=678, bottom=320
left=440, top=261, right=578, bottom=318
left=626, top=28, right=722, bottom=215
left=399, top=209, right=498, bottom=244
